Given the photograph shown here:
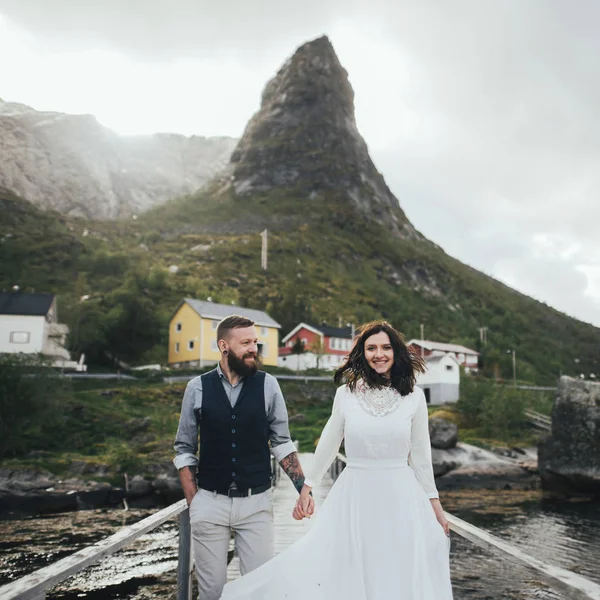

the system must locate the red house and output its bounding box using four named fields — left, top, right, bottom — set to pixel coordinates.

left=278, top=322, right=353, bottom=371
